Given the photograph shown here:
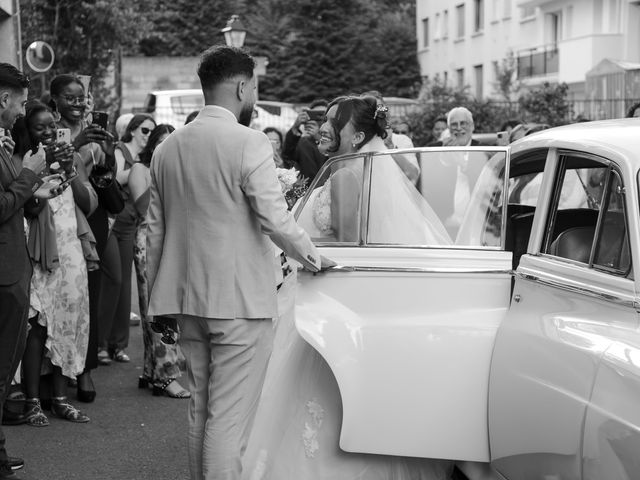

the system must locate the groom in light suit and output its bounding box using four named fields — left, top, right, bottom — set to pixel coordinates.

left=146, top=46, right=326, bottom=480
